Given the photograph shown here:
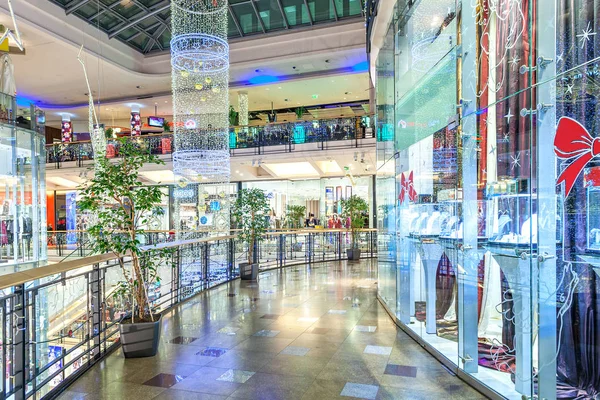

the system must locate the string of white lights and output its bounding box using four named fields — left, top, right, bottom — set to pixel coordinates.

left=171, top=0, right=230, bottom=235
